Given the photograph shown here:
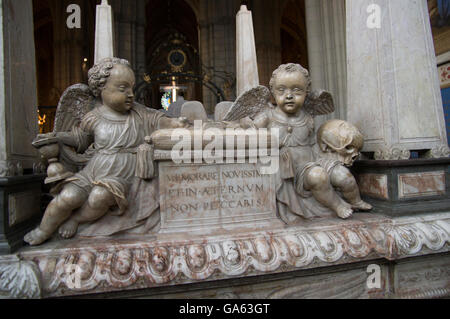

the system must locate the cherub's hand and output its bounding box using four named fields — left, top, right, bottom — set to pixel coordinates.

left=159, top=117, right=191, bottom=129
left=240, top=116, right=256, bottom=129
left=32, top=132, right=59, bottom=148
left=144, top=136, right=153, bottom=144
left=177, top=117, right=191, bottom=128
